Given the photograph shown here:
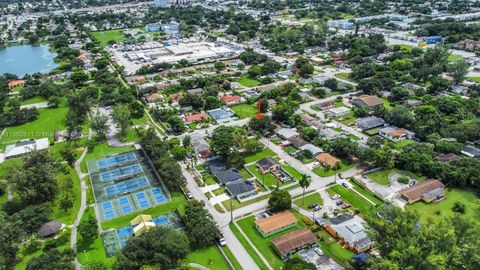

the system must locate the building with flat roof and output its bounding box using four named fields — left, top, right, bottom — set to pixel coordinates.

left=207, top=107, right=237, bottom=123
left=271, top=228, right=317, bottom=259
left=255, top=211, right=297, bottom=237
left=379, top=126, right=415, bottom=142
left=399, top=179, right=445, bottom=203
left=4, top=138, right=49, bottom=159
left=324, top=213, right=371, bottom=253
left=355, top=116, right=386, bottom=131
